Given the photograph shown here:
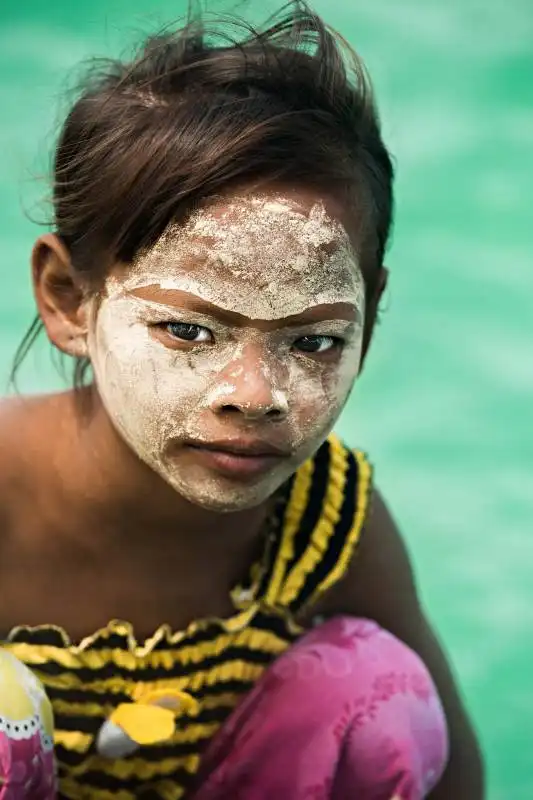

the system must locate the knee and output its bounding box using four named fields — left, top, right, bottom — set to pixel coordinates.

left=321, top=617, right=449, bottom=796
